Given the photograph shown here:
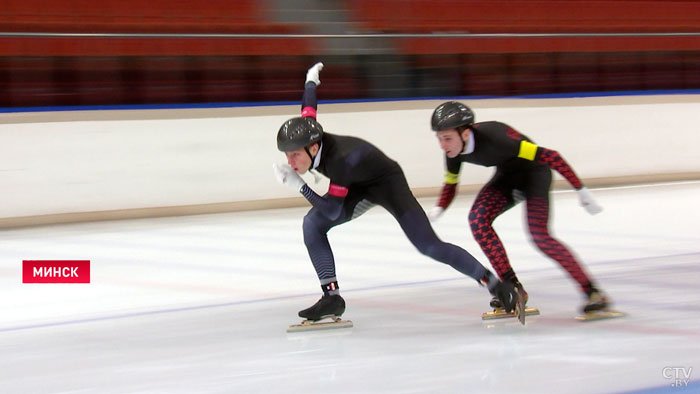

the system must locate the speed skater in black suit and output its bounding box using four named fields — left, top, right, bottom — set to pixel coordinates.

left=273, top=64, right=525, bottom=325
